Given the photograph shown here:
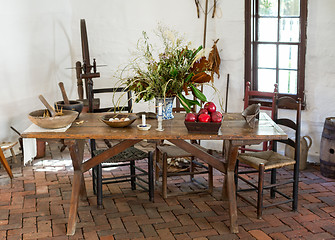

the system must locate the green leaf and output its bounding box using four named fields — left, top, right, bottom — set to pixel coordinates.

left=177, top=93, right=192, bottom=113
left=187, top=98, right=201, bottom=107
left=185, top=73, right=194, bottom=83
left=190, top=85, right=207, bottom=102
left=191, top=46, right=203, bottom=60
